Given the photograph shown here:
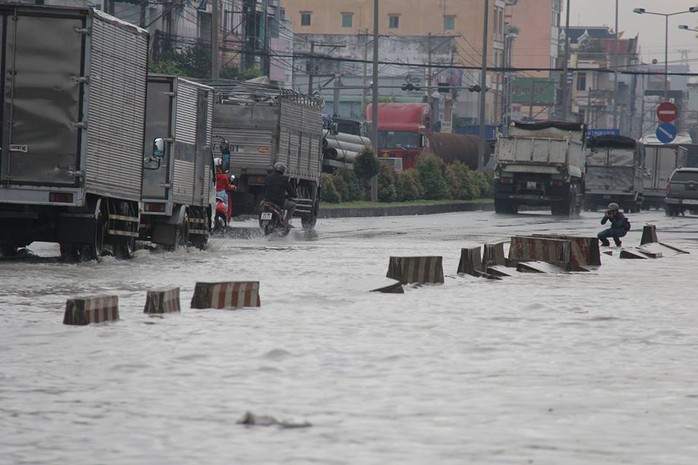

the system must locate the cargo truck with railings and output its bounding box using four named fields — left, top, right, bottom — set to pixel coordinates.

left=0, top=4, right=148, bottom=260
left=584, top=135, right=644, bottom=213
left=212, top=83, right=323, bottom=229
left=141, top=75, right=215, bottom=250
left=493, top=121, right=586, bottom=216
